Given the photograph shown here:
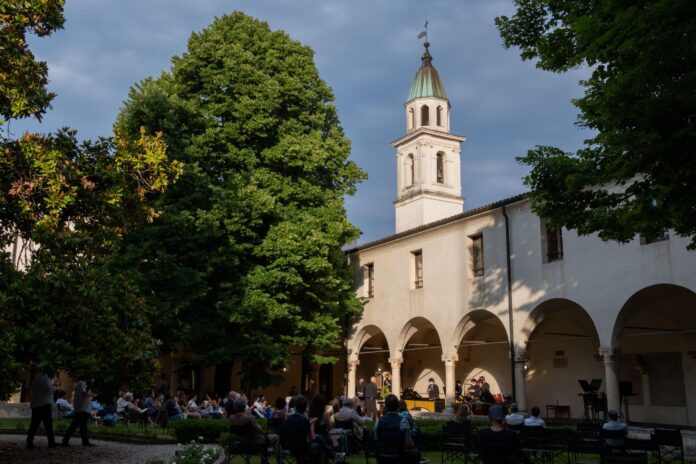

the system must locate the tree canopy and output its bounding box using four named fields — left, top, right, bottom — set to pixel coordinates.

left=0, top=0, right=181, bottom=399
left=496, top=0, right=696, bottom=248
left=115, top=12, right=365, bottom=389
